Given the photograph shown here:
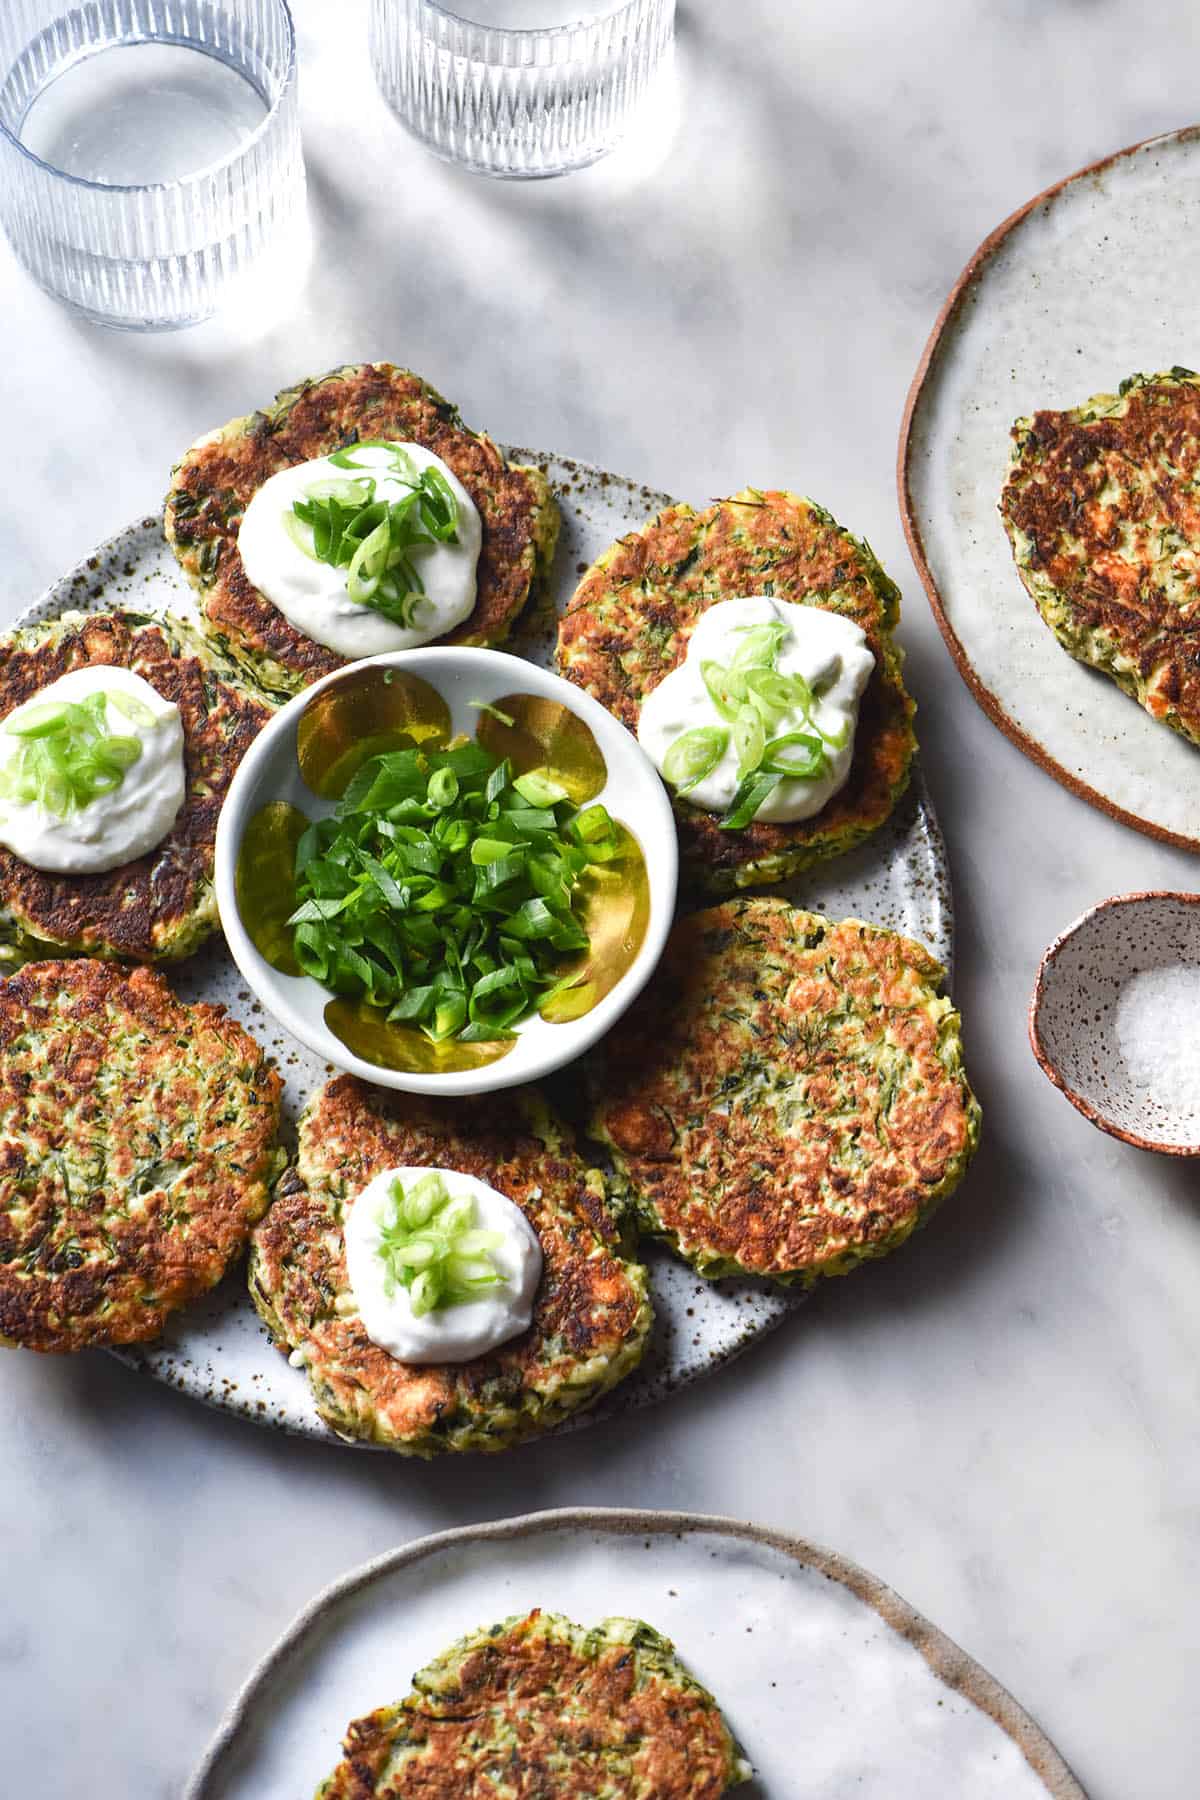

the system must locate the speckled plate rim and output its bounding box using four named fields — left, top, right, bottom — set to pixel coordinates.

left=1029, top=888, right=1200, bottom=1156
left=183, top=1506, right=1086, bottom=1800
left=897, top=123, right=1200, bottom=855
